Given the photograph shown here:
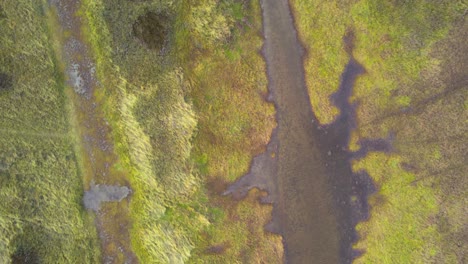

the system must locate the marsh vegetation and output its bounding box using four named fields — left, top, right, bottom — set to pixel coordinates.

left=1, top=0, right=464, bottom=263
left=1, top=0, right=278, bottom=261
